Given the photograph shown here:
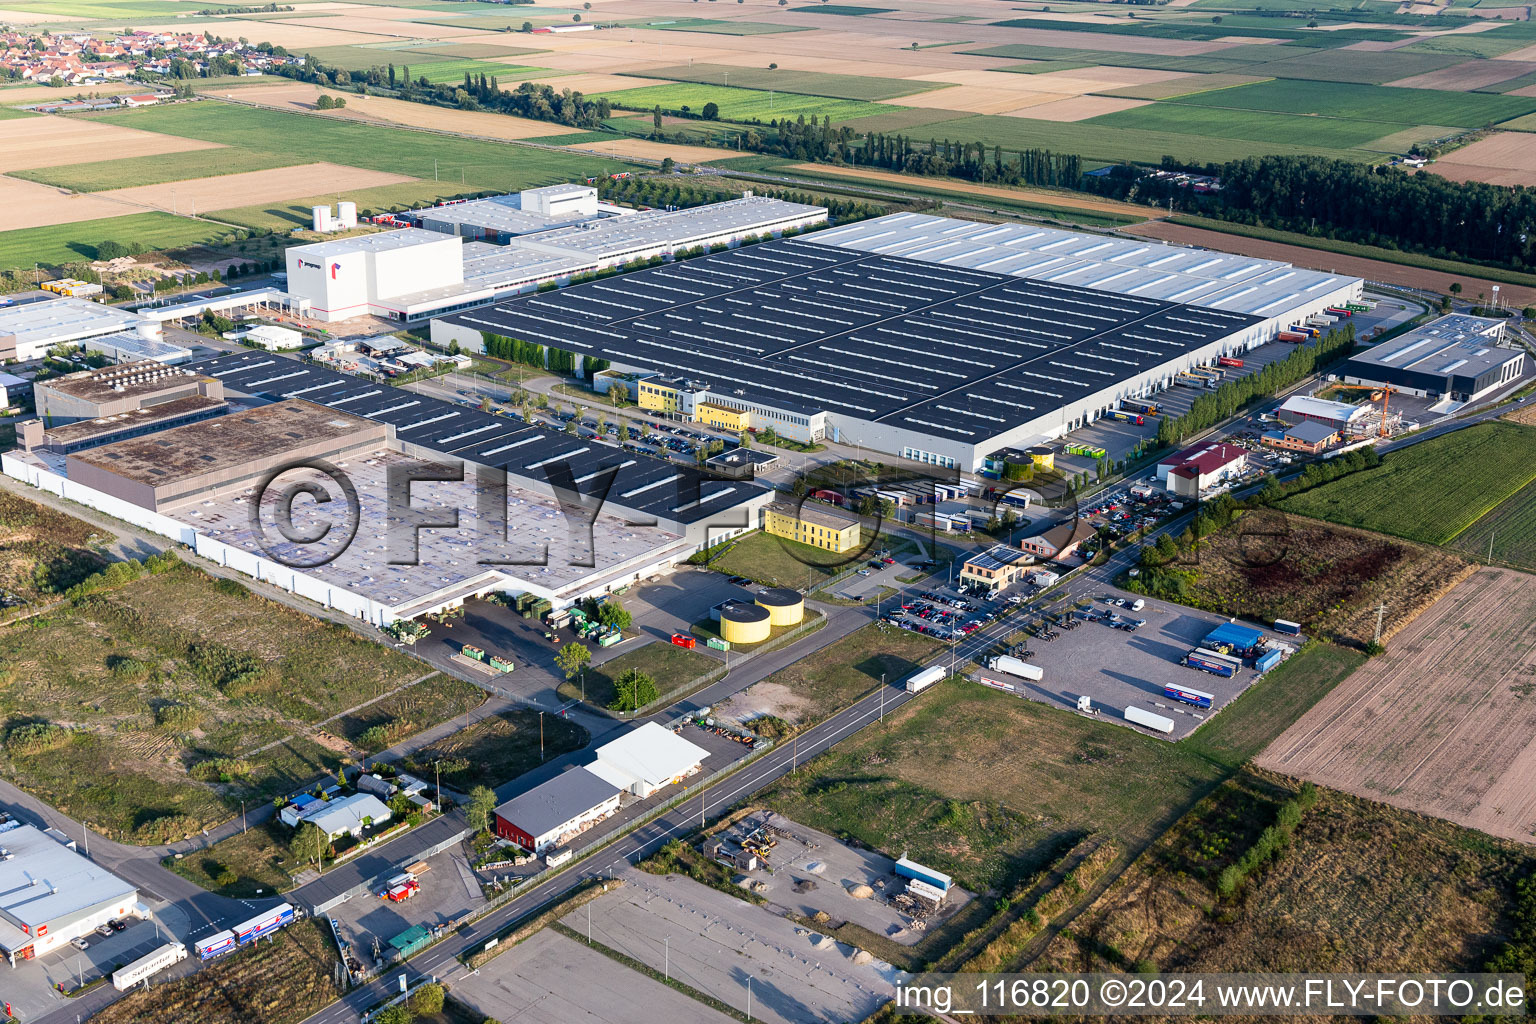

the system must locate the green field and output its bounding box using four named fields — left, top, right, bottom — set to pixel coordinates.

left=296, top=44, right=416, bottom=71
left=1402, top=20, right=1536, bottom=58
left=1451, top=476, right=1536, bottom=571
left=1280, top=422, right=1536, bottom=545
left=0, top=0, right=205, bottom=19
left=14, top=146, right=299, bottom=192
left=824, top=106, right=967, bottom=133
left=639, top=17, right=814, bottom=35
left=1164, top=78, right=1536, bottom=129
left=624, top=63, right=946, bottom=101
left=972, top=43, right=1259, bottom=74
left=406, top=41, right=545, bottom=58
left=77, top=102, right=637, bottom=192
left=594, top=82, right=893, bottom=123
left=1236, top=47, right=1465, bottom=85
left=0, top=106, right=35, bottom=120
left=765, top=642, right=1365, bottom=892
left=885, top=112, right=1383, bottom=165
left=970, top=43, right=1464, bottom=84
left=403, top=57, right=542, bottom=84
left=1084, top=103, right=1434, bottom=150
left=991, top=15, right=1410, bottom=45
left=0, top=212, right=229, bottom=270
left=213, top=180, right=478, bottom=230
